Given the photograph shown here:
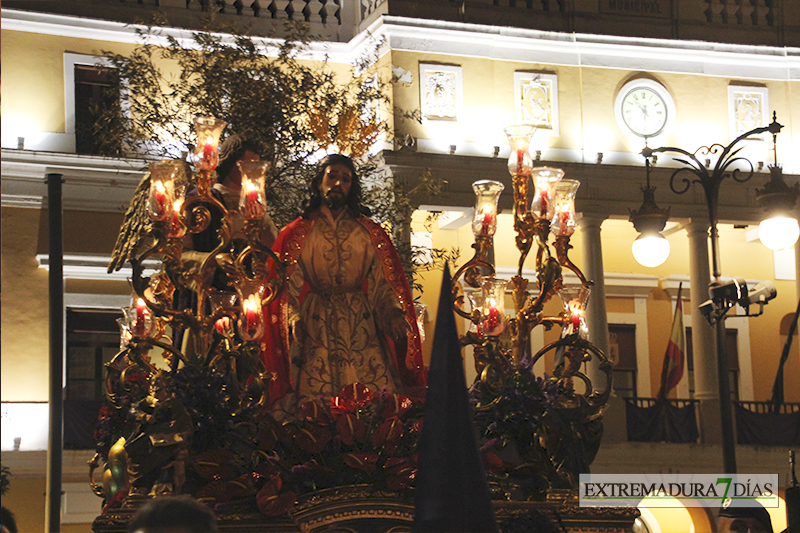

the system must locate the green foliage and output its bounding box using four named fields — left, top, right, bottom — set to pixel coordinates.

left=0, top=464, right=10, bottom=496
left=93, top=18, right=390, bottom=228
